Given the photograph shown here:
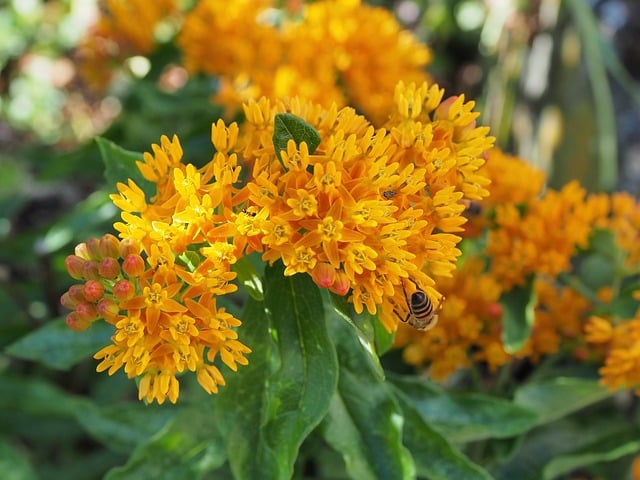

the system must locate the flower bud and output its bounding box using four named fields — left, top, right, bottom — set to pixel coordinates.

left=83, top=279, right=105, bottom=302
left=66, top=311, right=92, bottom=331
left=311, top=263, right=336, bottom=289
left=85, top=237, right=103, bottom=260
left=75, top=301, right=98, bottom=322
left=67, top=284, right=86, bottom=303
left=119, top=238, right=141, bottom=258
left=329, top=270, right=350, bottom=296
left=122, top=254, right=145, bottom=278
left=97, top=298, right=120, bottom=322
left=74, top=242, right=90, bottom=260
left=65, top=255, right=86, bottom=280
left=487, top=302, right=502, bottom=318
left=81, top=260, right=100, bottom=281
left=98, top=257, right=121, bottom=280
left=100, top=233, right=121, bottom=258
left=60, top=292, right=77, bottom=310
left=113, top=279, right=136, bottom=302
